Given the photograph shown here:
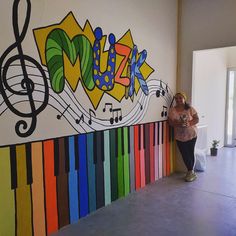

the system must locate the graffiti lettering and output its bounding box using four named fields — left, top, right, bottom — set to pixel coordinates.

left=129, top=45, right=149, bottom=97
left=46, top=28, right=94, bottom=93
left=34, top=12, right=154, bottom=108
left=45, top=29, right=148, bottom=95
left=114, top=43, right=131, bottom=86
left=93, top=27, right=116, bottom=91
